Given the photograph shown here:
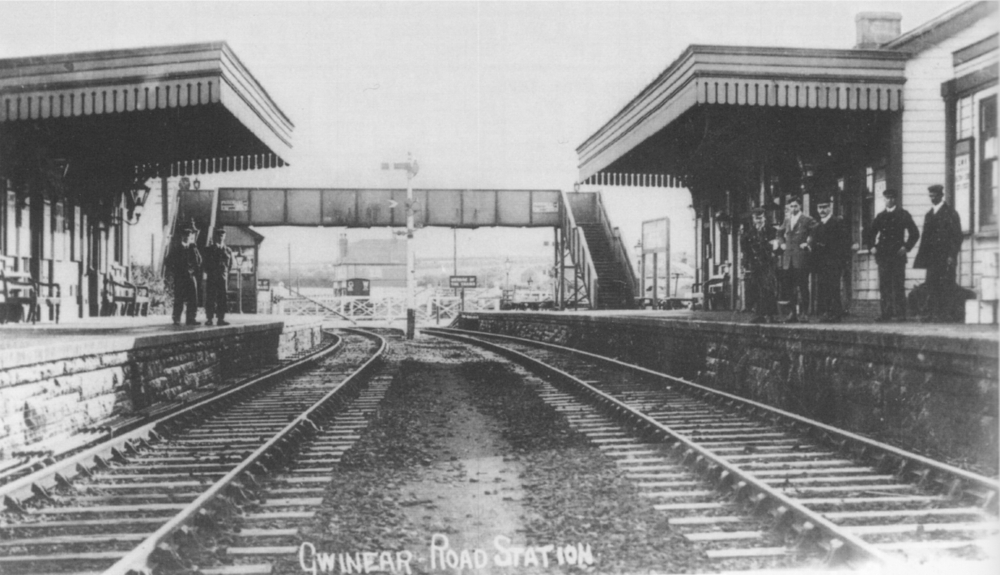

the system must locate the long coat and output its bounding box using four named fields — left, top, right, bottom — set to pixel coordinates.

left=812, top=216, right=851, bottom=271
left=168, top=243, right=202, bottom=278
left=778, top=214, right=817, bottom=270
left=913, top=203, right=963, bottom=270
left=740, top=223, right=779, bottom=315
left=740, top=224, right=777, bottom=276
